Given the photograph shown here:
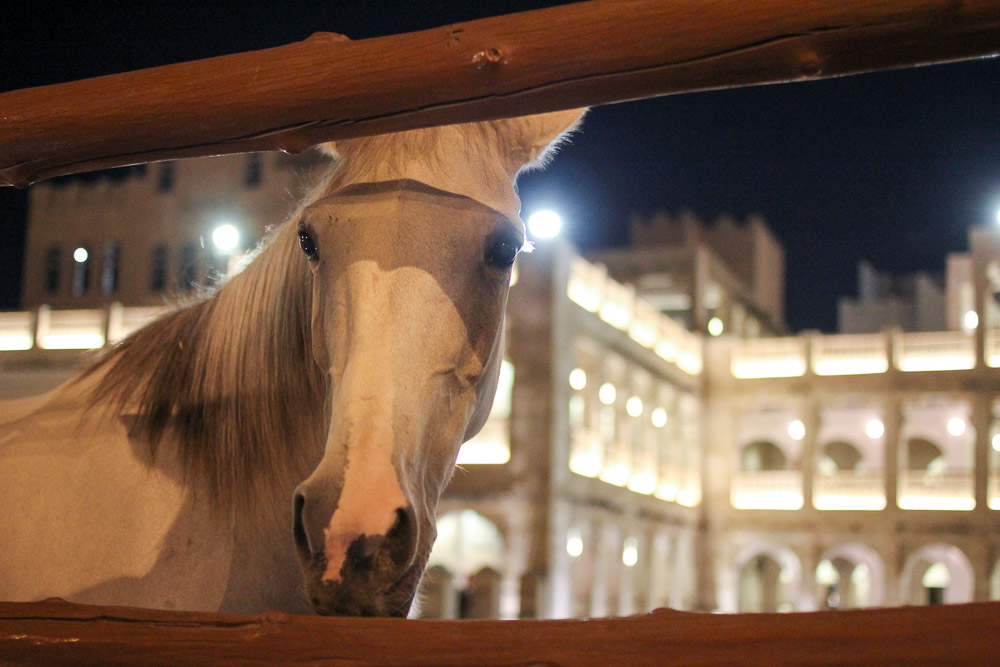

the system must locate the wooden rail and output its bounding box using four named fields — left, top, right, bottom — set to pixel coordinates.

left=3, top=0, right=1000, bottom=187
left=2, top=599, right=999, bottom=665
